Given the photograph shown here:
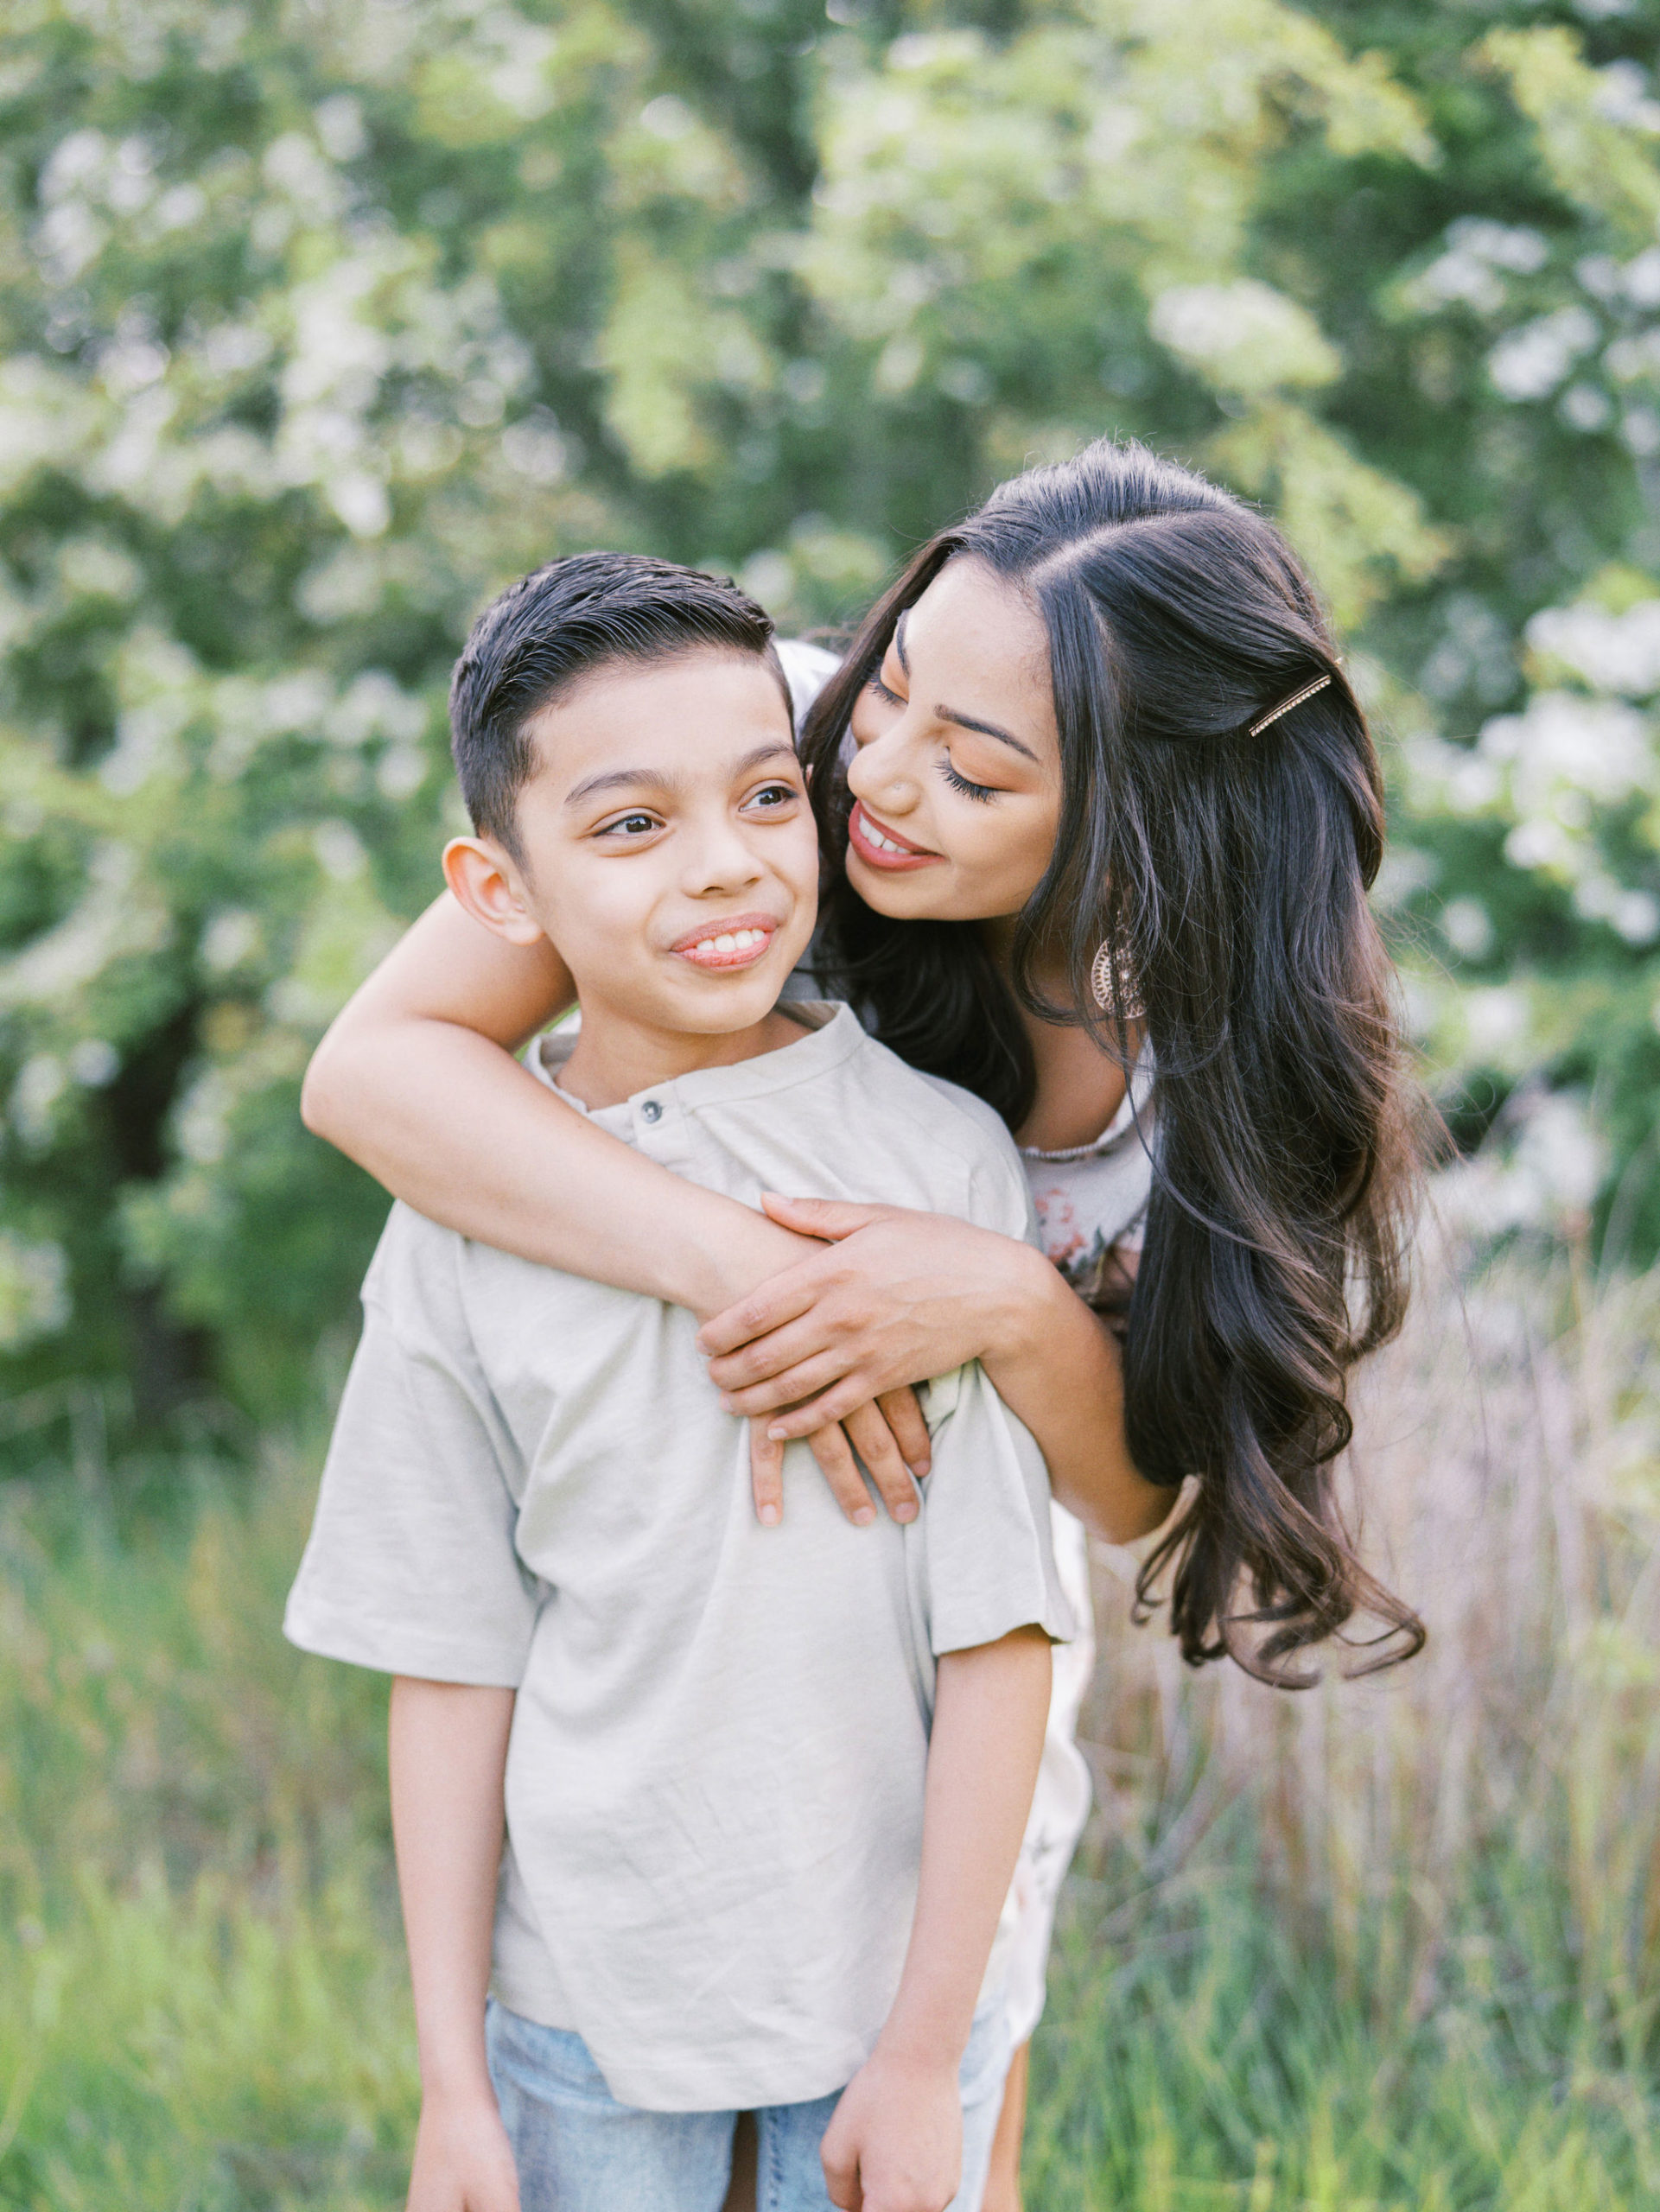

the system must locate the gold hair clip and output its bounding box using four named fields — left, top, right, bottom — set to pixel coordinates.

left=1248, top=672, right=1333, bottom=738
